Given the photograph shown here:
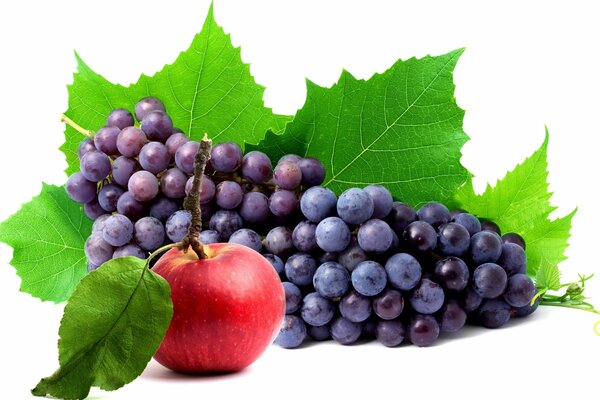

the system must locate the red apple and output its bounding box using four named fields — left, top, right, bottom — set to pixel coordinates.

left=152, top=243, right=285, bottom=373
